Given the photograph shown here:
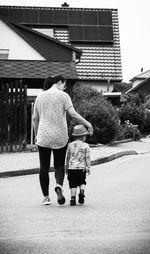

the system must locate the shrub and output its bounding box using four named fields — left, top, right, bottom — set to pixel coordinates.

left=116, top=120, right=141, bottom=141
left=143, top=109, right=150, bottom=134
left=68, top=84, right=120, bottom=144
left=118, top=94, right=146, bottom=133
